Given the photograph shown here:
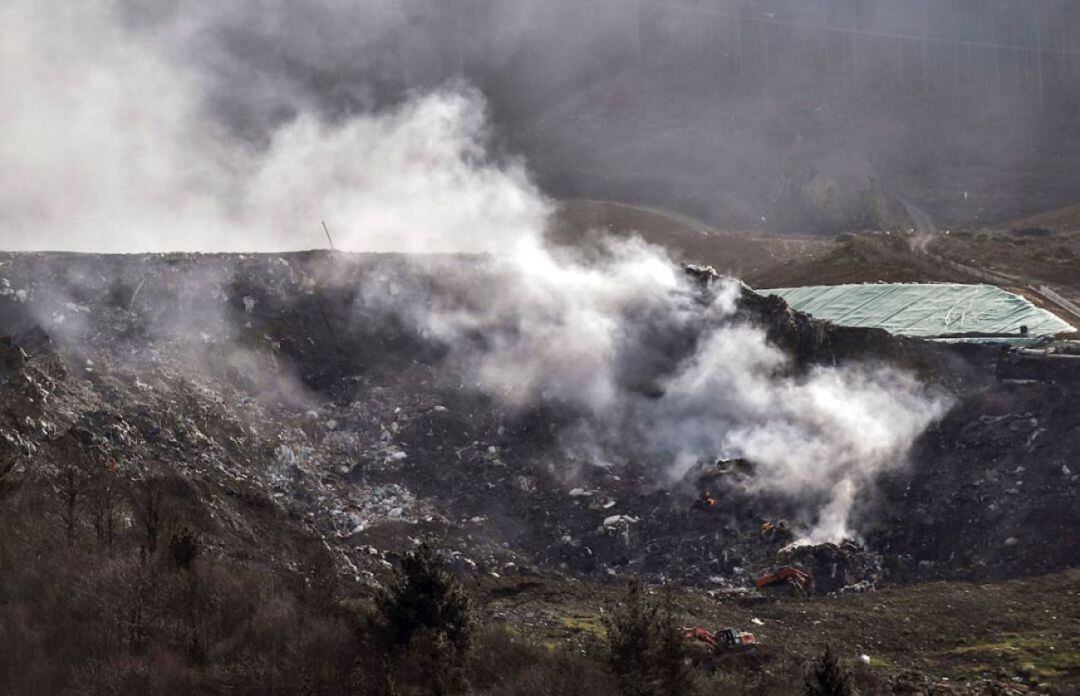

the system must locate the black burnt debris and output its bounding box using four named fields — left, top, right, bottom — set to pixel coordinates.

left=1, top=252, right=1078, bottom=694
left=0, top=252, right=1076, bottom=592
